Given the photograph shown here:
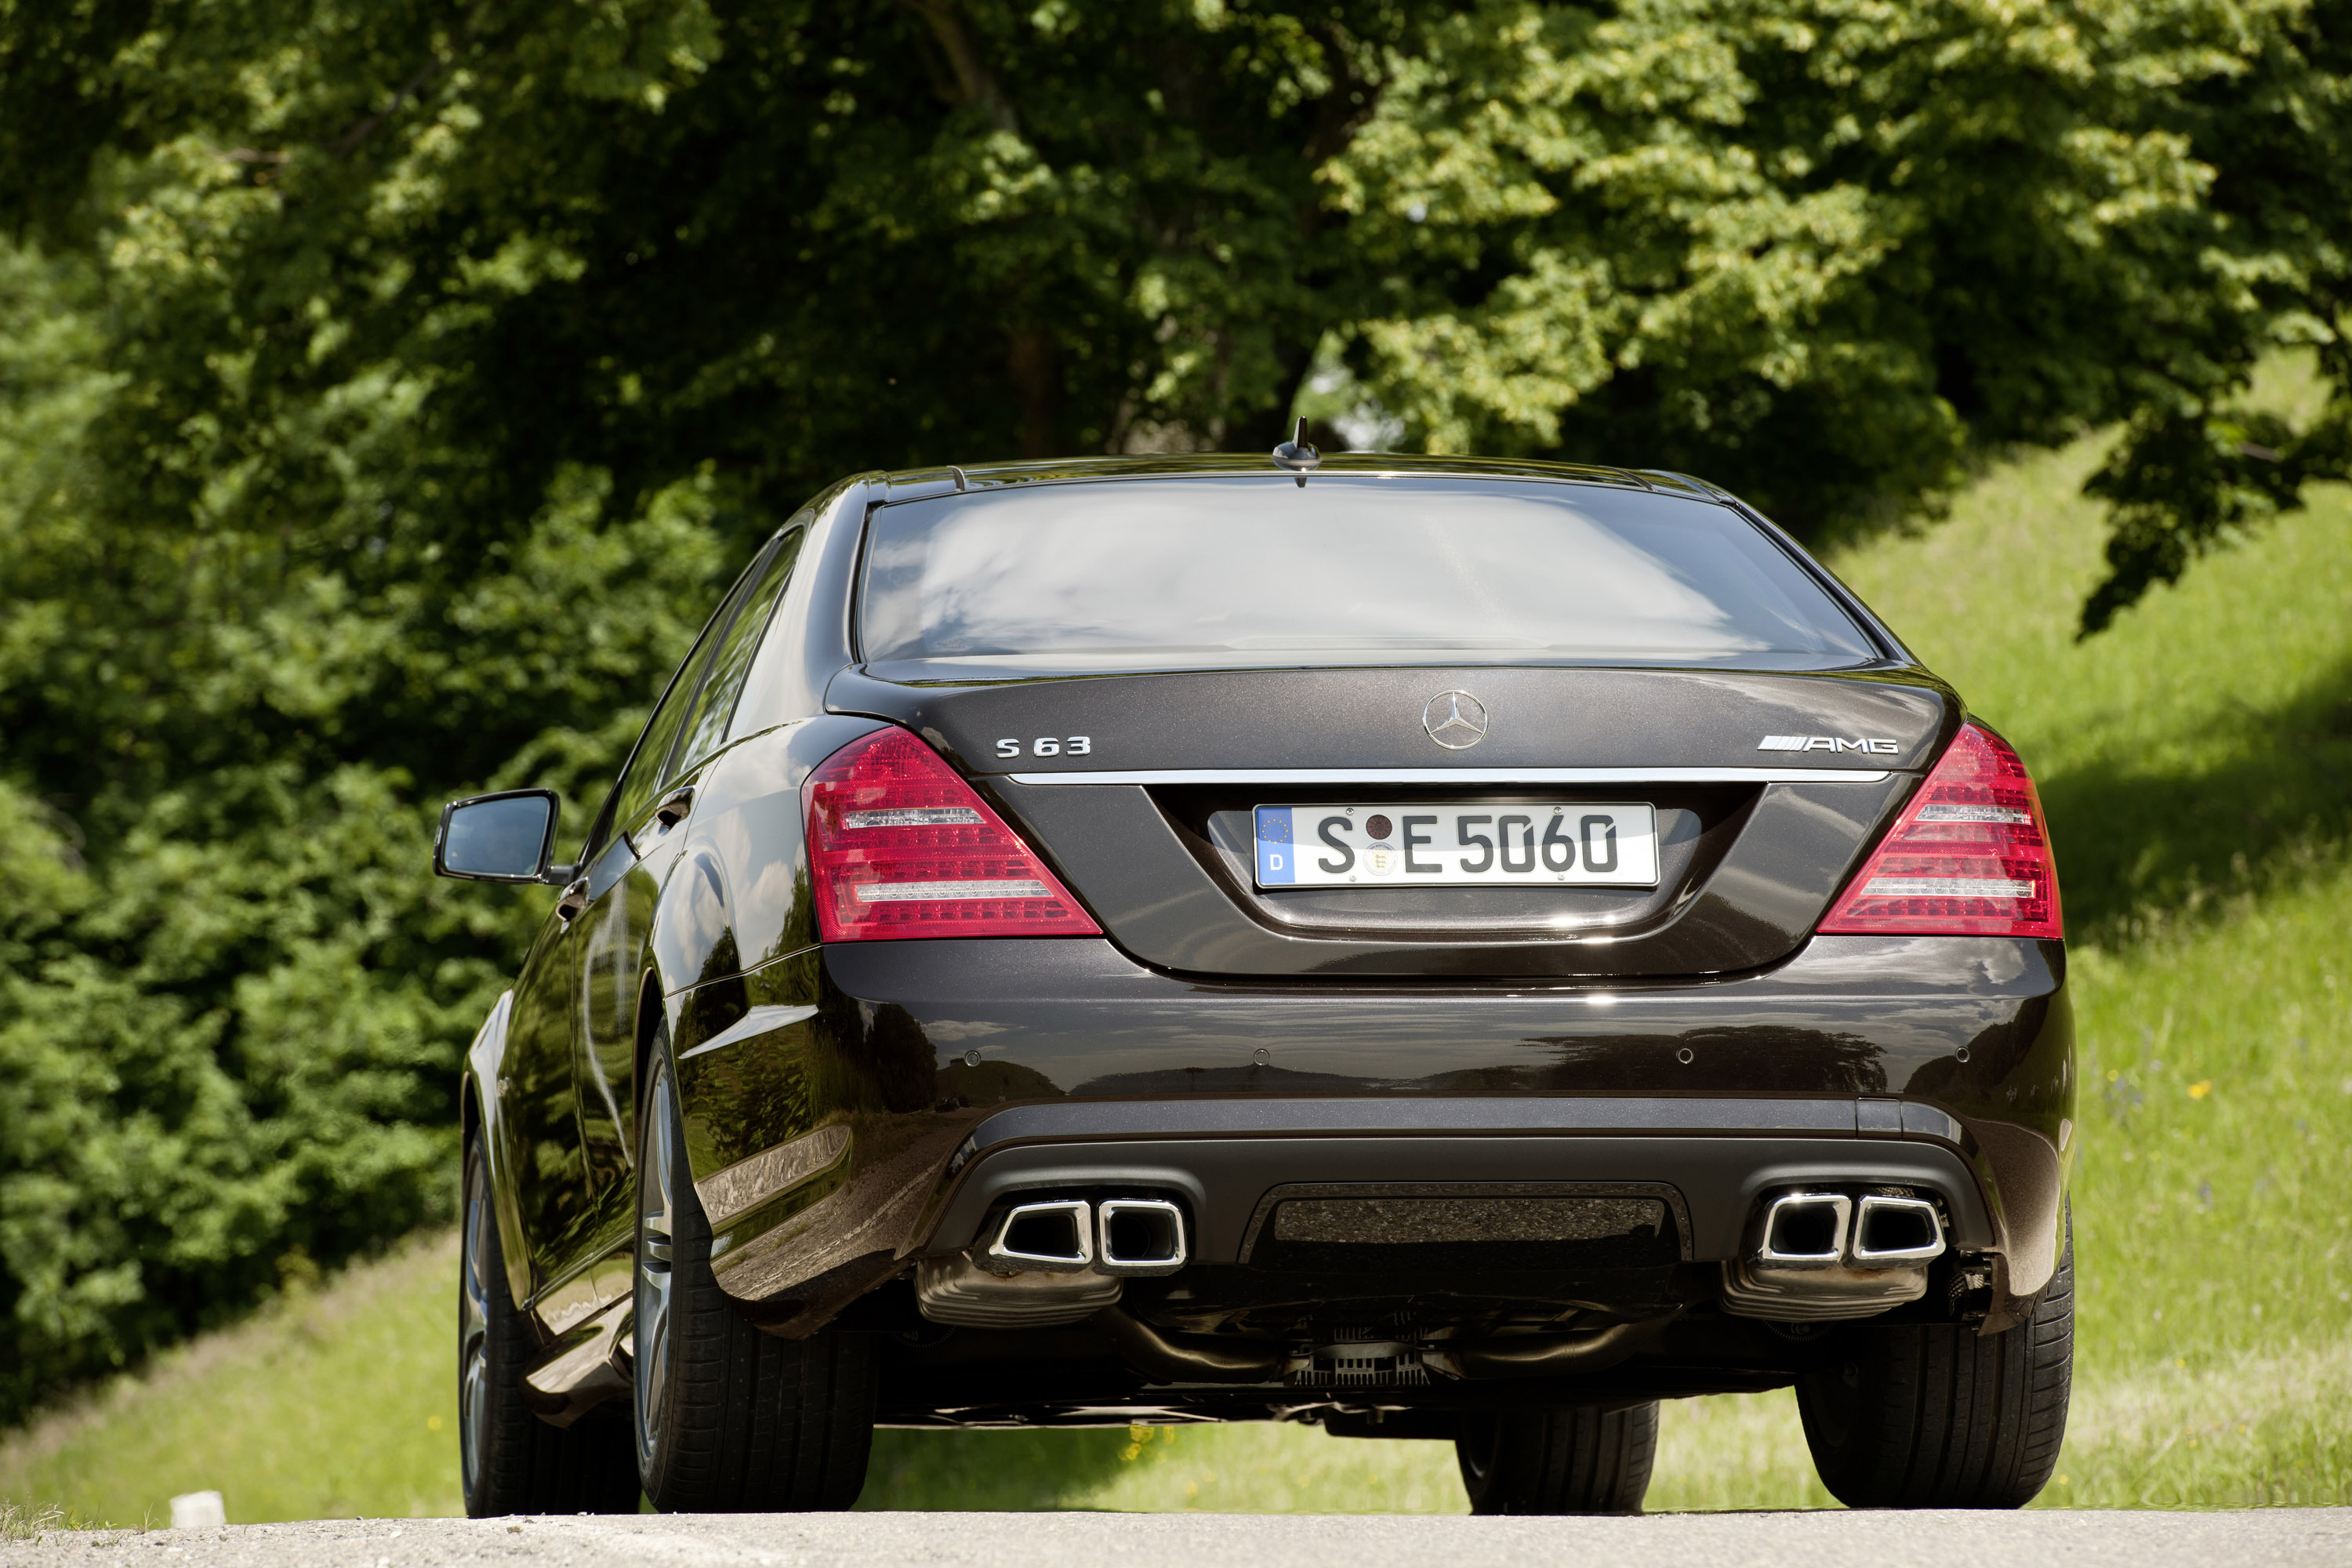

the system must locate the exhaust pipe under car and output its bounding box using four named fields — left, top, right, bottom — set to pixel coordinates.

left=921, top=1195, right=1189, bottom=1327
left=1722, top=1188, right=1948, bottom=1322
